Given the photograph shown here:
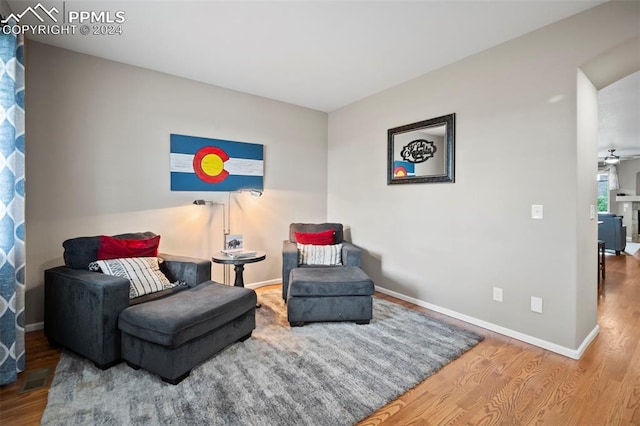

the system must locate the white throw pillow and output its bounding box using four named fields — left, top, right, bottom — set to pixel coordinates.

left=89, top=257, right=174, bottom=298
left=297, top=243, right=343, bottom=266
